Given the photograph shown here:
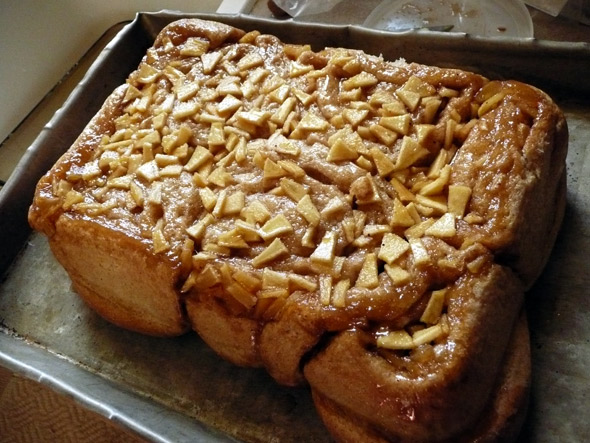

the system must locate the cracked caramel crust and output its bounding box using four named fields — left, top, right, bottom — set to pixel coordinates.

left=29, top=18, right=567, bottom=442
